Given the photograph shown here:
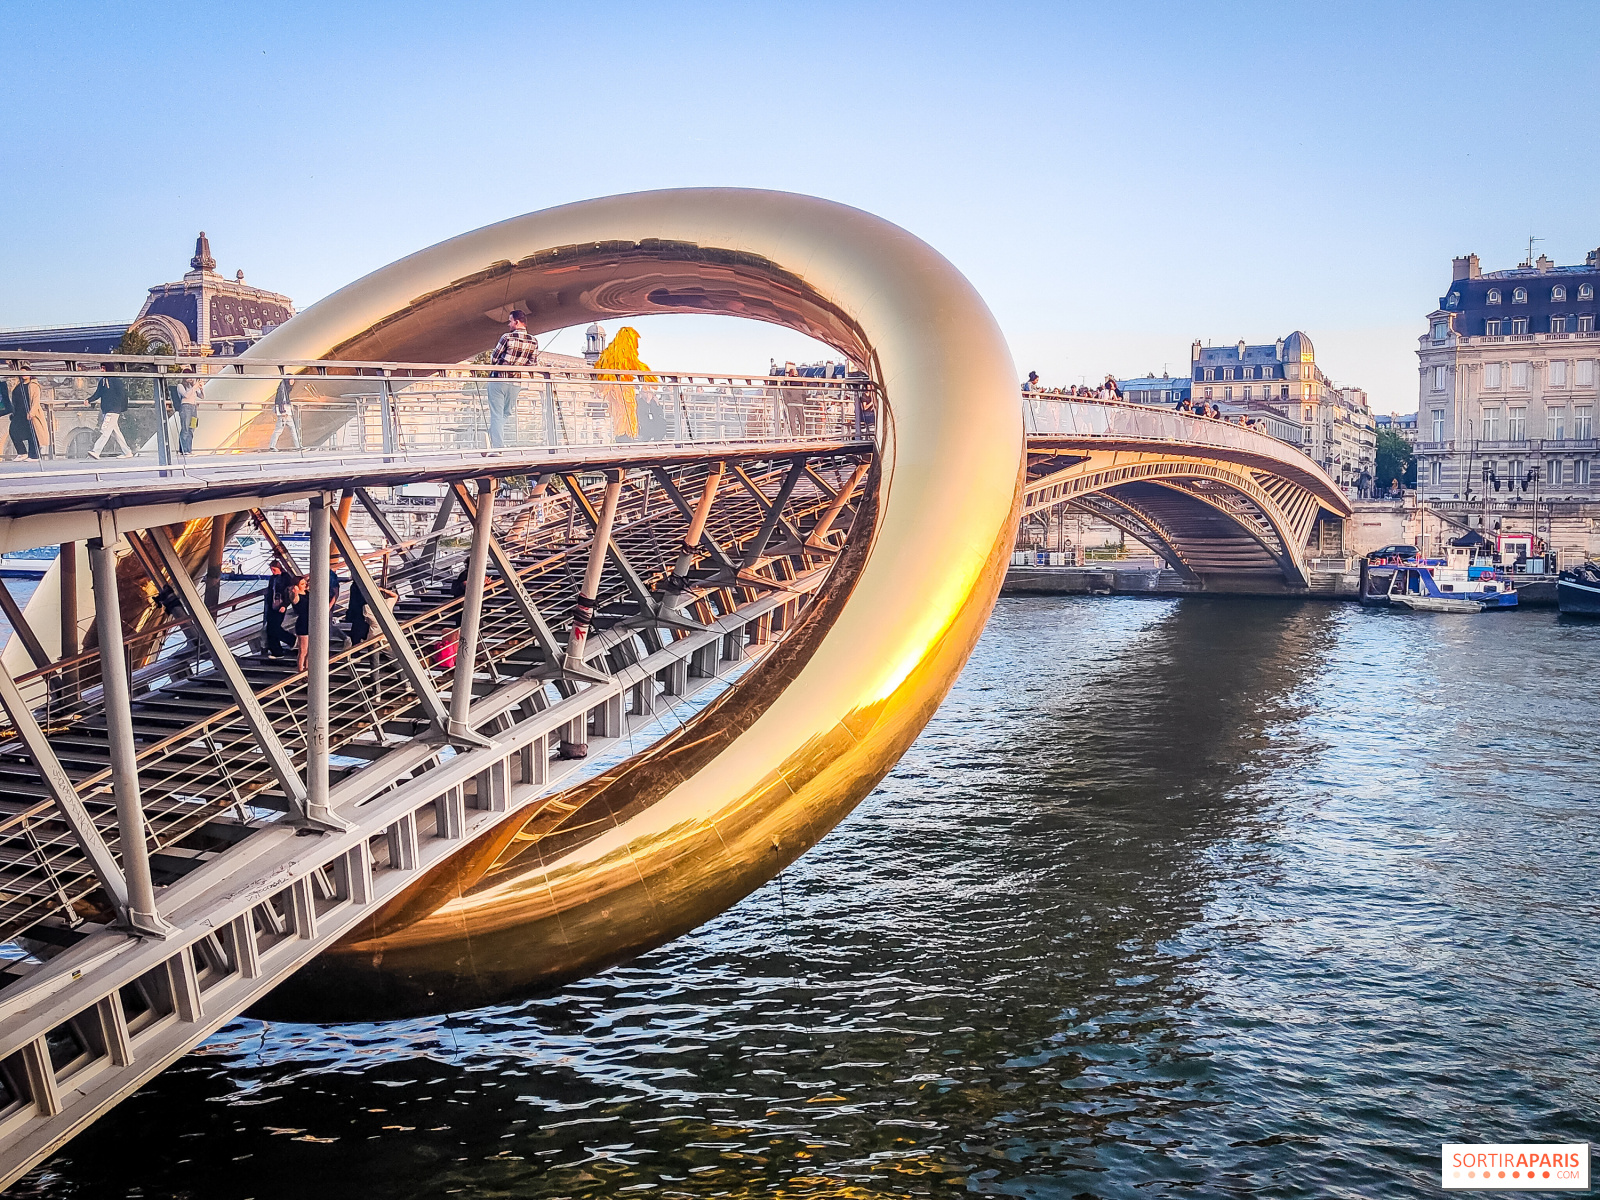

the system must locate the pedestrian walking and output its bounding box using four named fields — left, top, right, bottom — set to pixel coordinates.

left=293, top=569, right=343, bottom=671
left=269, top=377, right=301, bottom=450
left=175, top=367, right=204, bottom=455
left=87, top=365, right=132, bottom=458
left=487, top=310, right=538, bottom=448
left=262, top=561, right=296, bottom=658
left=5, top=366, right=44, bottom=460
left=347, top=580, right=397, bottom=645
